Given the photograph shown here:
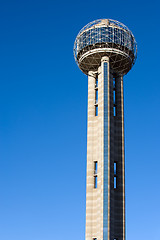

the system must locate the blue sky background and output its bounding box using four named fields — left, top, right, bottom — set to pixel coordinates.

left=0, top=0, right=160, bottom=239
